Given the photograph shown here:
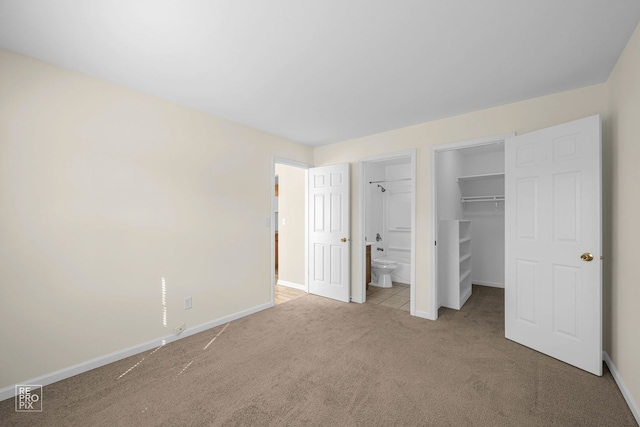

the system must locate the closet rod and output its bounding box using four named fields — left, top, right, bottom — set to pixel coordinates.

left=369, top=178, right=411, bottom=184
left=460, top=196, right=505, bottom=203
